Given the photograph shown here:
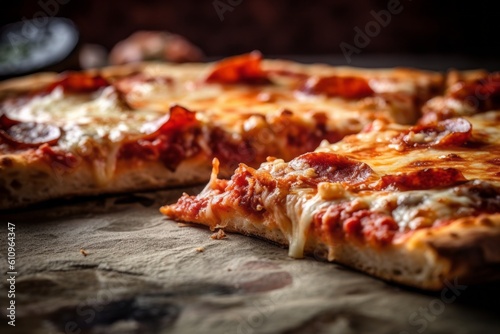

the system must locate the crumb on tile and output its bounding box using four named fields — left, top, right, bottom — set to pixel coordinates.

left=210, top=229, right=227, bottom=240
